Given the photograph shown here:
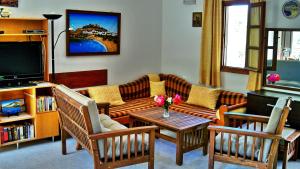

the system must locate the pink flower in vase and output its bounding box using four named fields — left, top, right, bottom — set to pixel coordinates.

left=267, top=73, right=280, bottom=83
left=173, top=94, right=182, bottom=105
left=154, top=95, right=165, bottom=107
